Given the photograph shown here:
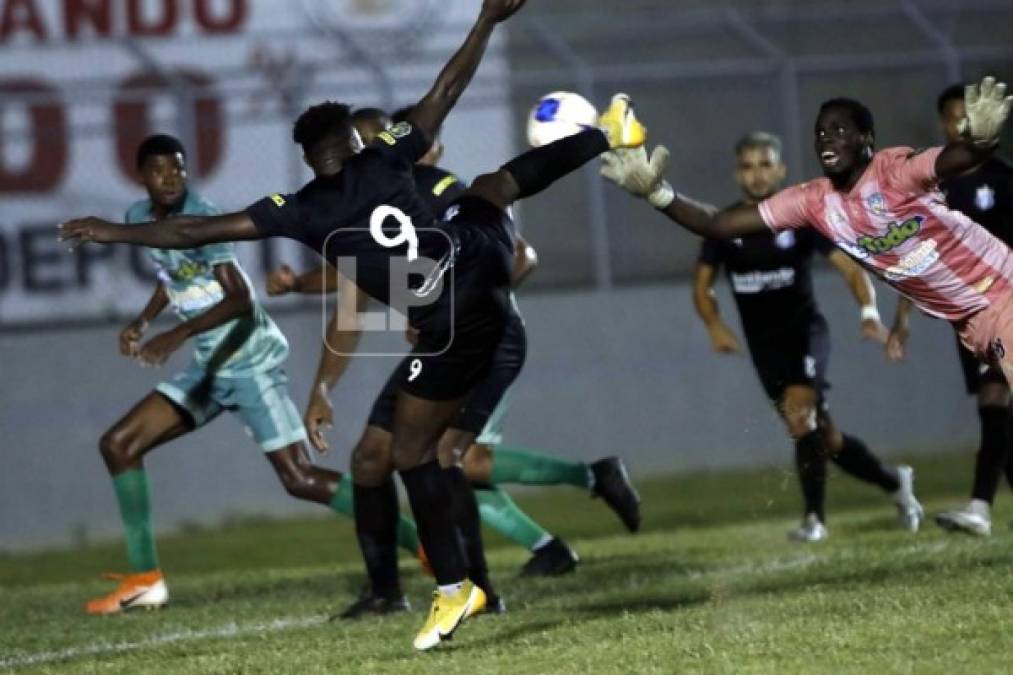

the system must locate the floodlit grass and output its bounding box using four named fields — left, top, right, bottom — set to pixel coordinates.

left=2, top=452, right=1012, bottom=673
